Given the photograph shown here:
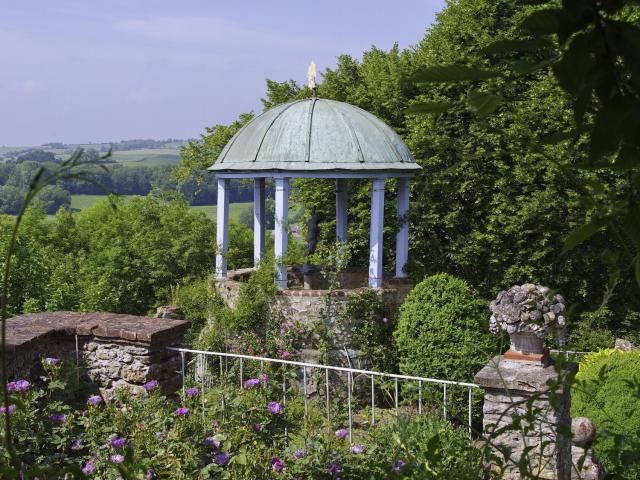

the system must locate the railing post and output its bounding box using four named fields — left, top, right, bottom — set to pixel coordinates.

left=180, top=351, right=186, bottom=395
left=370, top=375, right=375, bottom=425
left=347, top=371, right=353, bottom=444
